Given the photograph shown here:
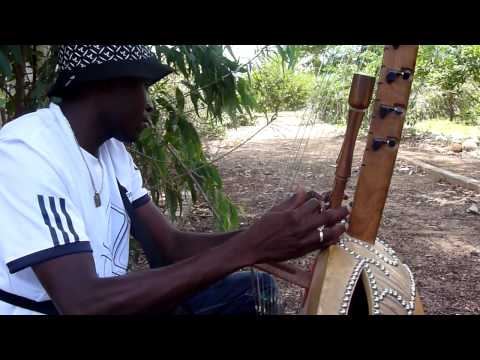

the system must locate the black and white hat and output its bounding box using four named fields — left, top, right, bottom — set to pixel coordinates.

left=48, top=45, right=174, bottom=97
